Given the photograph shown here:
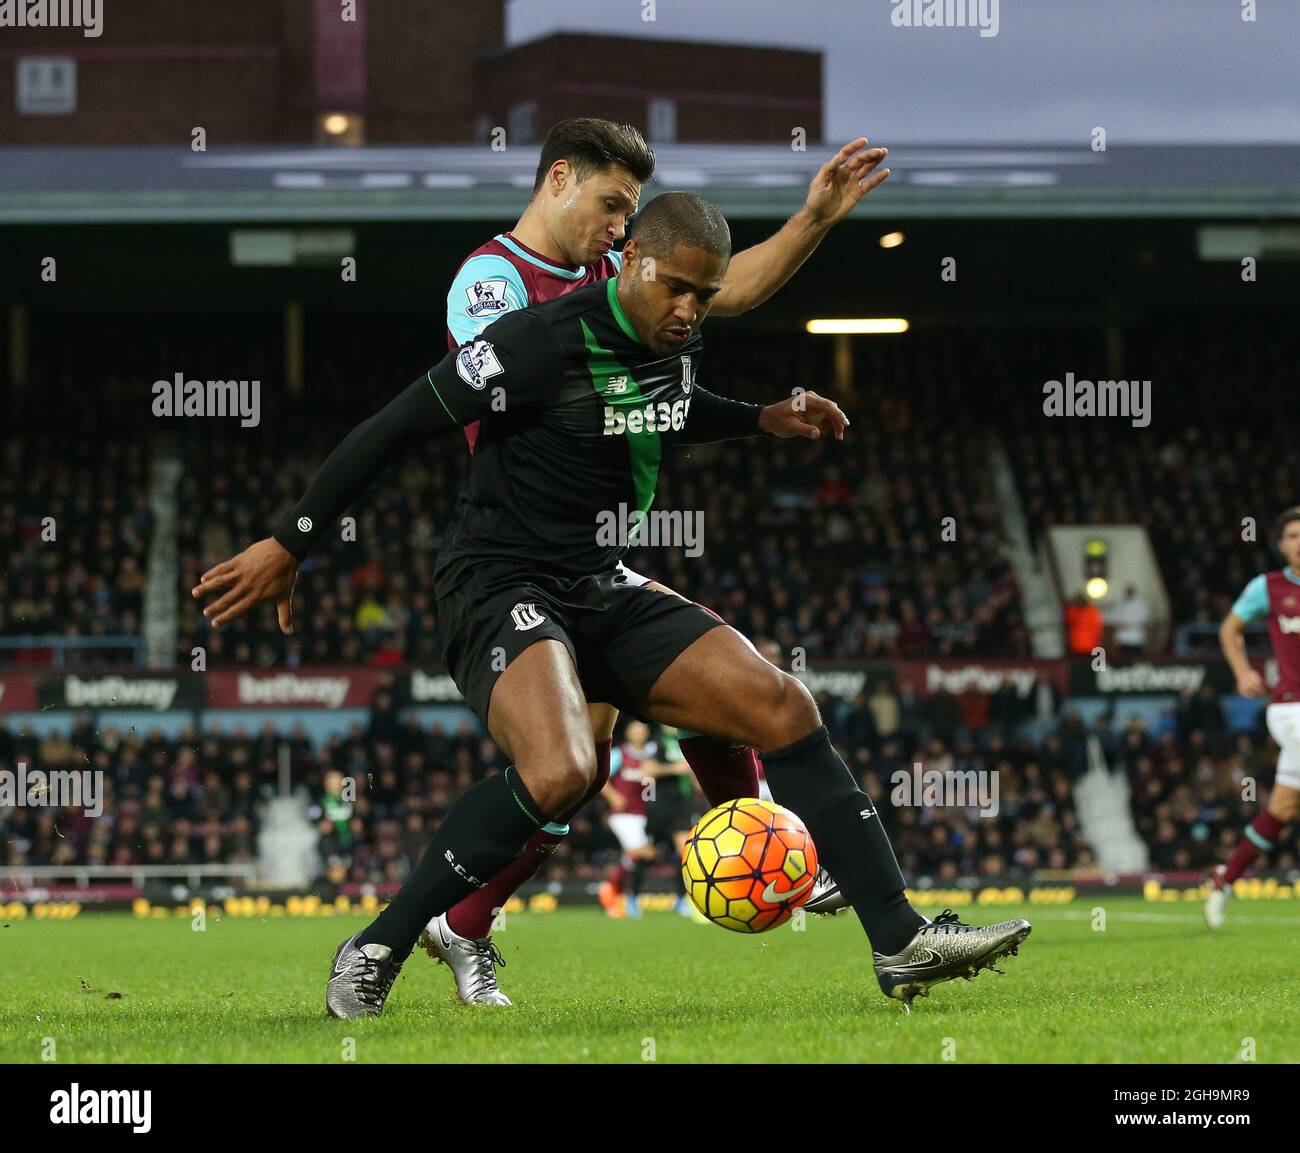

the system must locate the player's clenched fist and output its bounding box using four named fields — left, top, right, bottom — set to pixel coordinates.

left=758, top=390, right=850, bottom=441
left=191, top=537, right=299, bottom=634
